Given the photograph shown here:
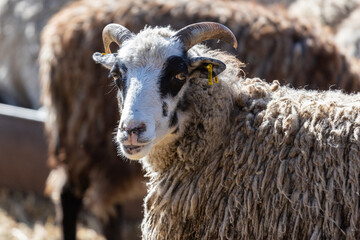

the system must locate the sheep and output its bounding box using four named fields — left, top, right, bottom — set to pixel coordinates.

left=0, top=0, right=72, bottom=108
left=40, top=0, right=360, bottom=239
left=287, top=0, right=360, bottom=62
left=288, top=0, right=360, bottom=31
left=335, top=6, right=360, bottom=59
left=39, top=2, right=147, bottom=240
left=93, top=21, right=360, bottom=239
